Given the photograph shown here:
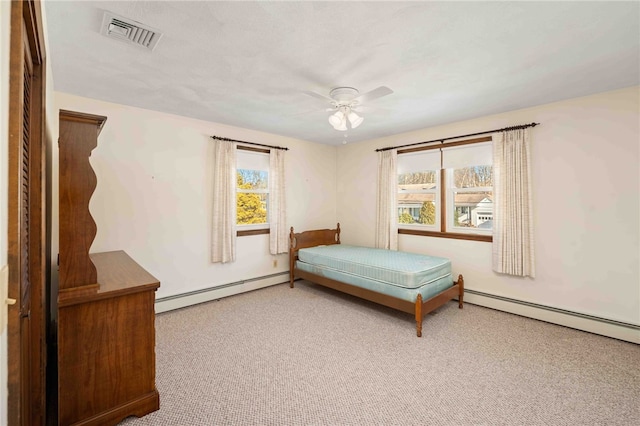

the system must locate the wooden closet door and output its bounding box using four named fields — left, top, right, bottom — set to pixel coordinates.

left=8, top=1, right=47, bottom=425
left=20, top=34, right=34, bottom=424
